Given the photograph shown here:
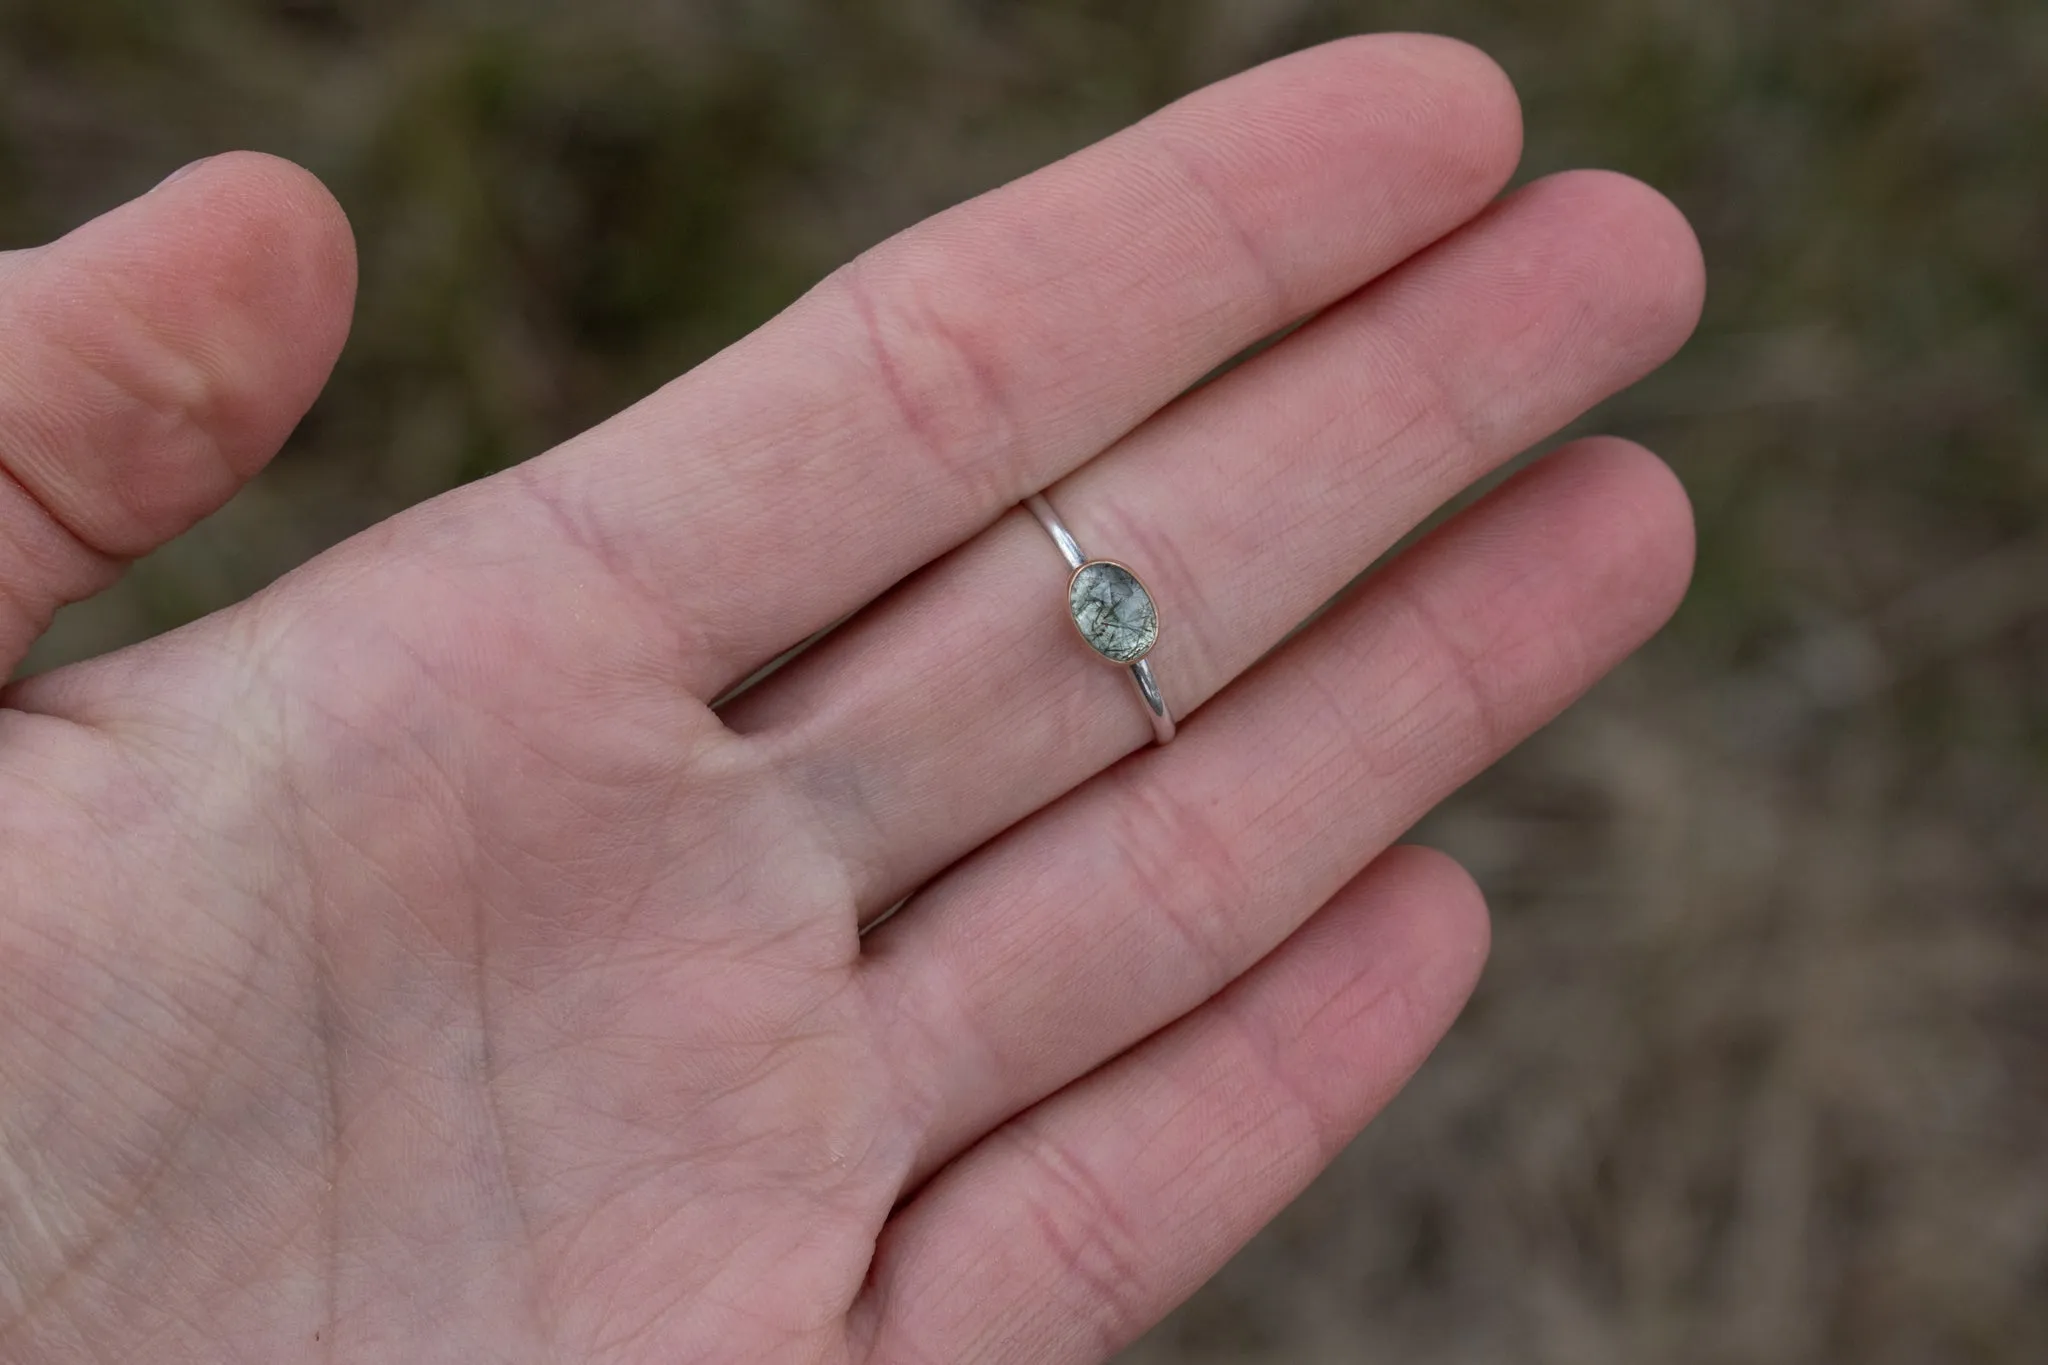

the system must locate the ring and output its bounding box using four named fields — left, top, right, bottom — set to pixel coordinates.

left=1025, top=492, right=1176, bottom=744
